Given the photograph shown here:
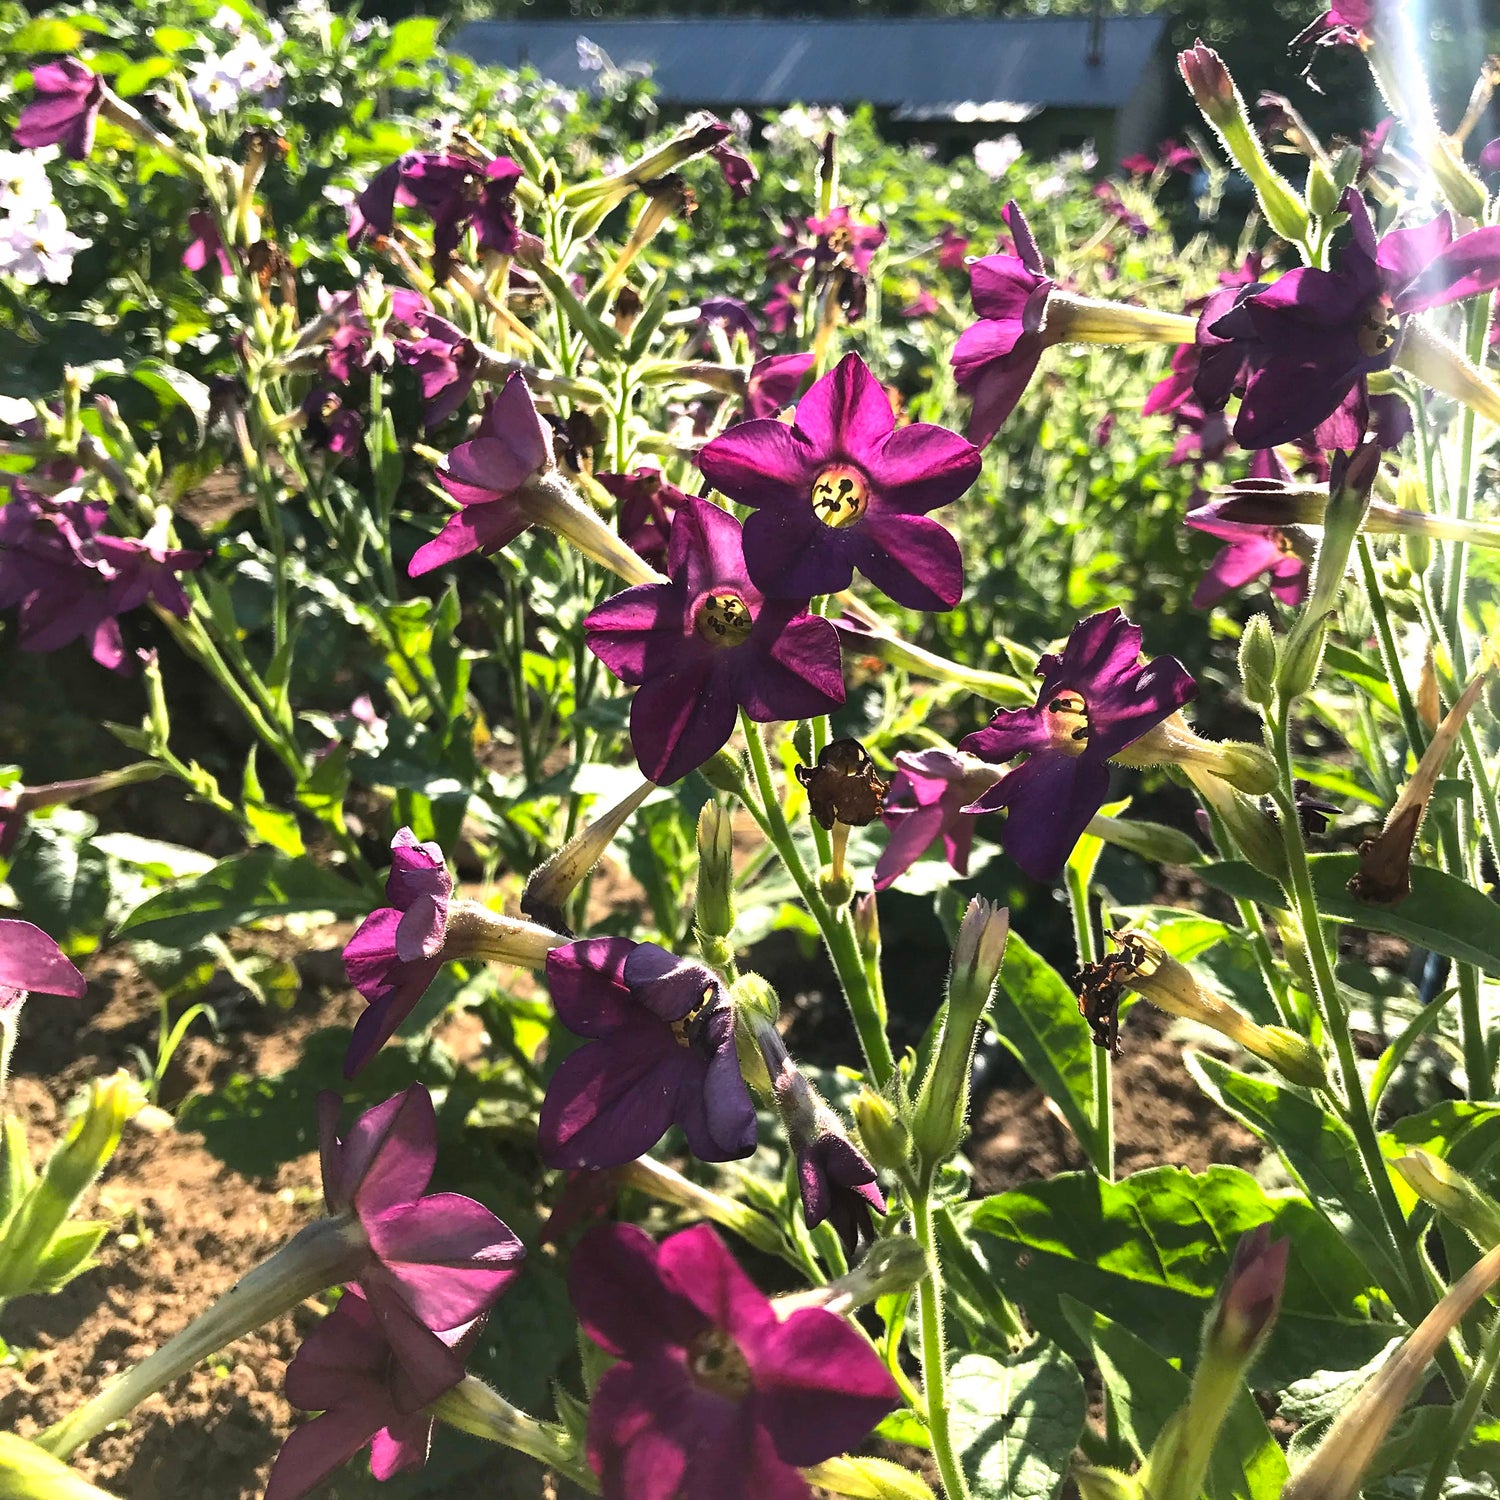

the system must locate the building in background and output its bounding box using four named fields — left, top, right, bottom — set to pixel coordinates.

left=454, top=14, right=1172, bottom=163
